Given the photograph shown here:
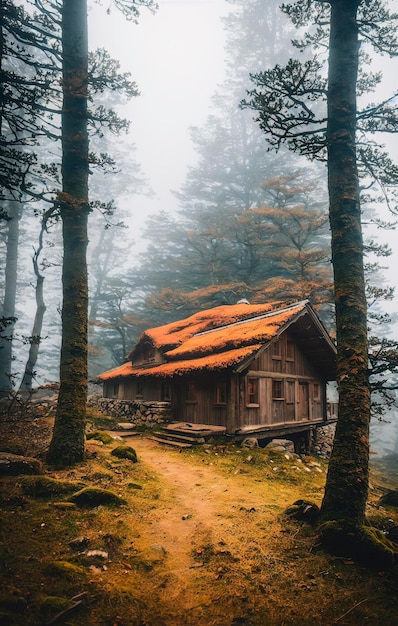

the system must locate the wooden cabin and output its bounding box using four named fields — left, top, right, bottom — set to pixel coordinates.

left=98, top=300, right=337, bottom=440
